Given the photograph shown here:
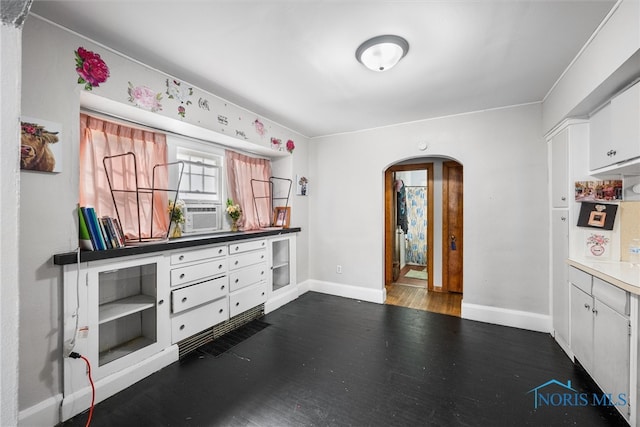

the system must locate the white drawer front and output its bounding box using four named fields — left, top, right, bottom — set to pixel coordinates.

left=171, top=276, right=229, bottom=314
left=229, top=239, right=267, bottom=254
left=229, top=250, right=267, bottom=270
left=229, top=262, right=268, bottom=292
left=171, top=298, right=228, bottom=343
left=170, top=245, right=227, bottom=265
left=569, top=266, right=592, bottom=295
left=593, top=277, right=629, bottom=316
left=171, top=259, right=228, bottom=287
left=229, top=282, right=267, bottom=318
